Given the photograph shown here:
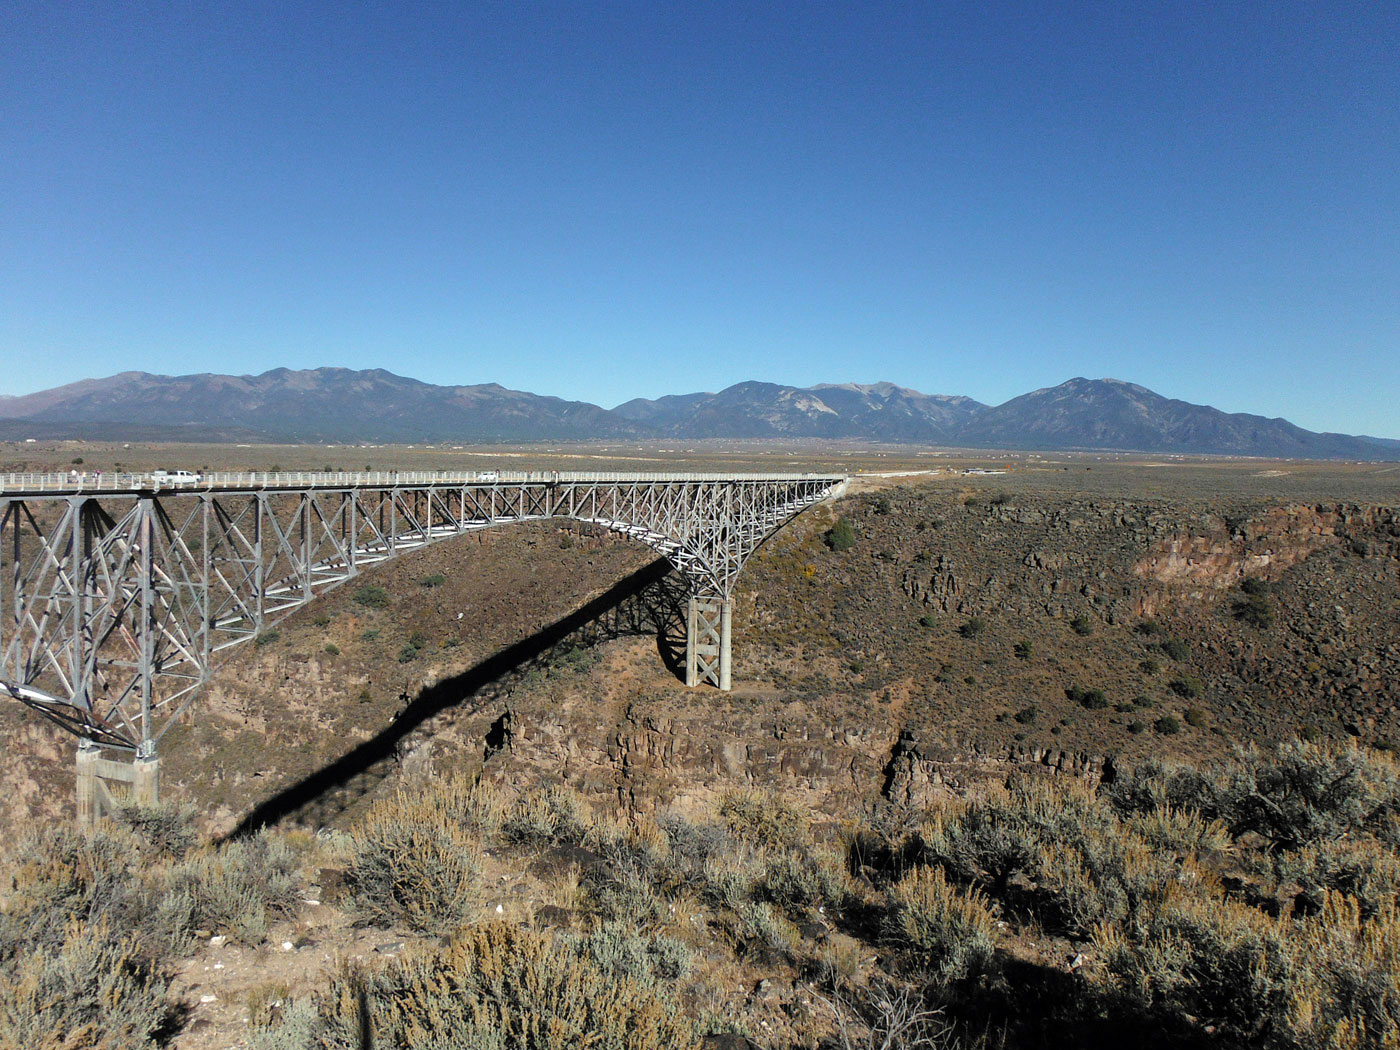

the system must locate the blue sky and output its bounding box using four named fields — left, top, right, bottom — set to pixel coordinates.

left=3, top=2, right=1397, bottom=436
